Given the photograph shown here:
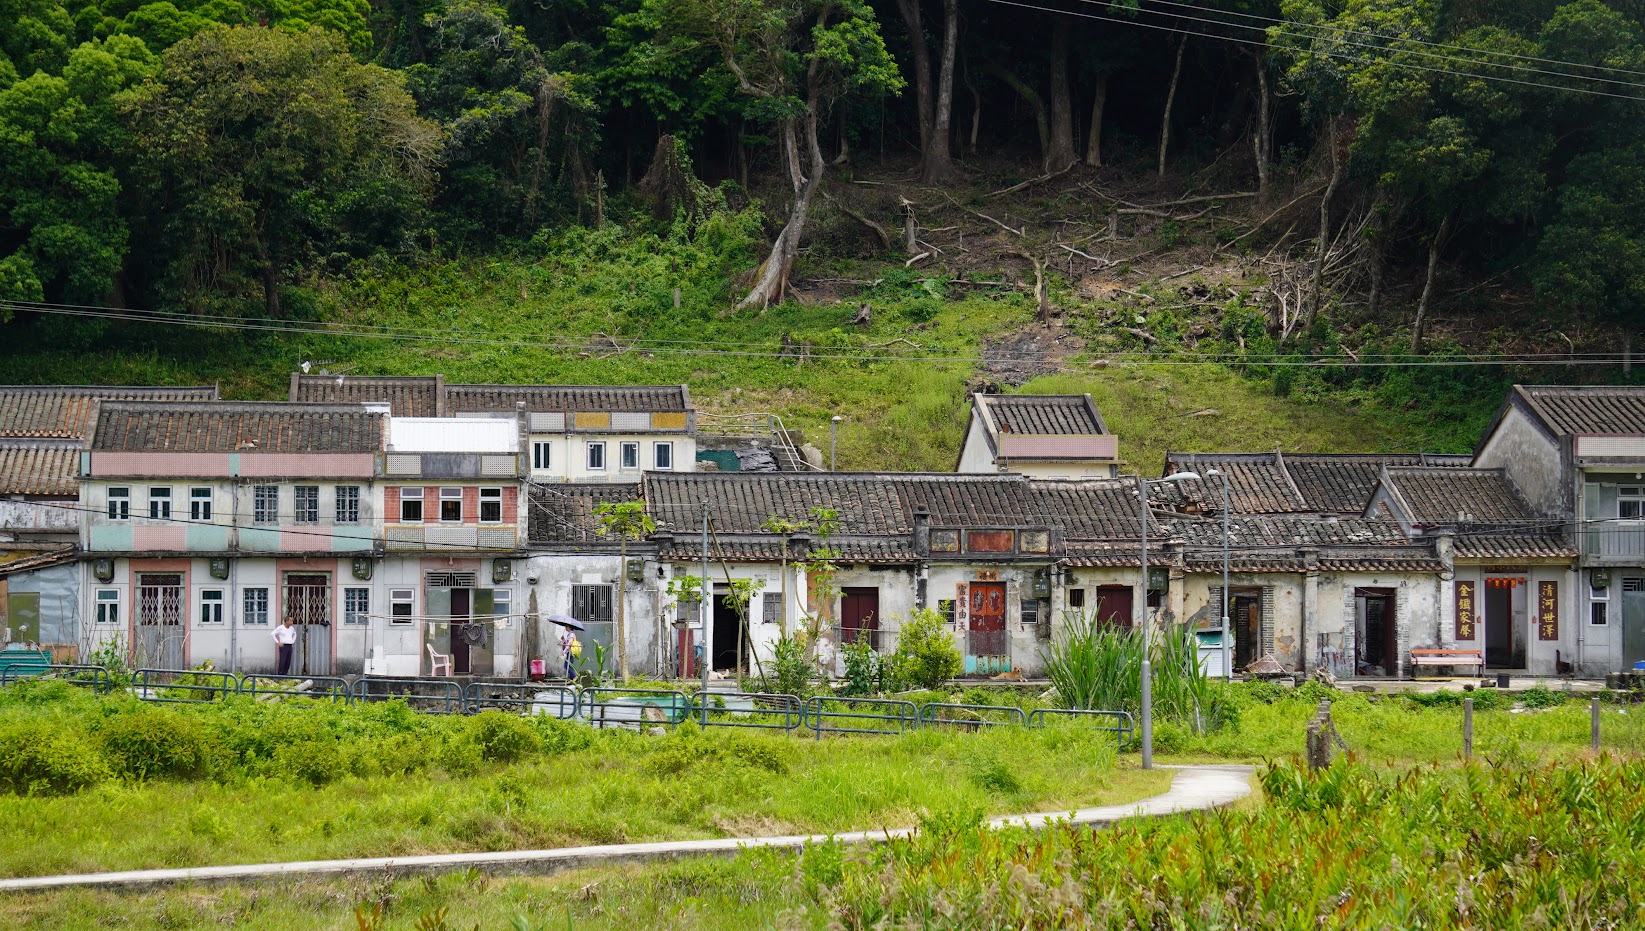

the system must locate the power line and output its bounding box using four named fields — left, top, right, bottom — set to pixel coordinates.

left=982, top=0, right=1645, bottom=100
left=1125, top=0, right=1645, bottom=86
left=3, top=301, right=1633, bottom=368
